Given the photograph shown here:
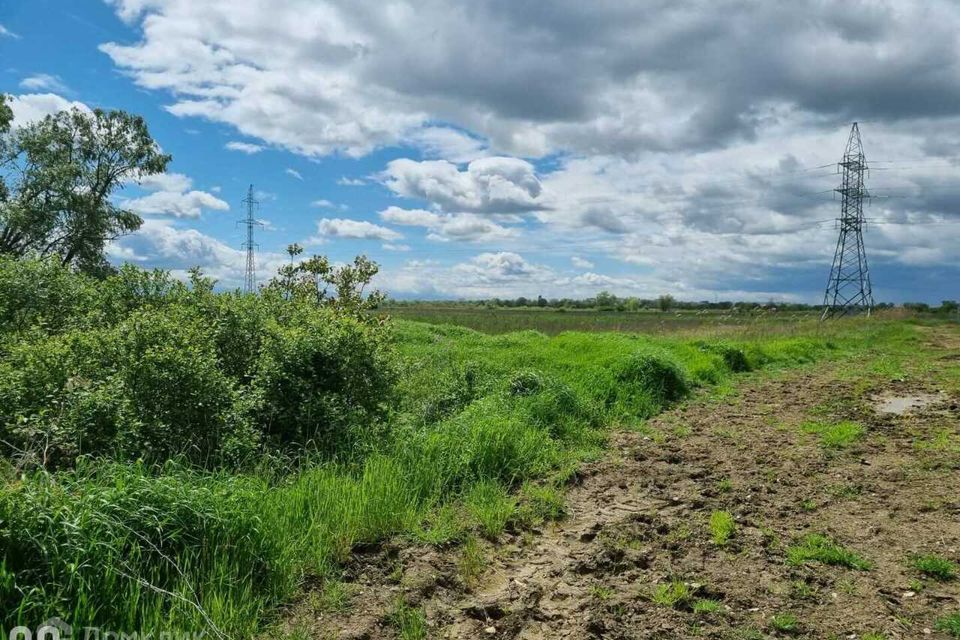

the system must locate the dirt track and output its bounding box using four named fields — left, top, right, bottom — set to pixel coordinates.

left=296, top=328, right=960, bottom=639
